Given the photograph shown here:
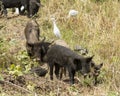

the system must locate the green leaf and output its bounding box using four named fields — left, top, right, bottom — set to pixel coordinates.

left=9, top=64, right=15, bottom=70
